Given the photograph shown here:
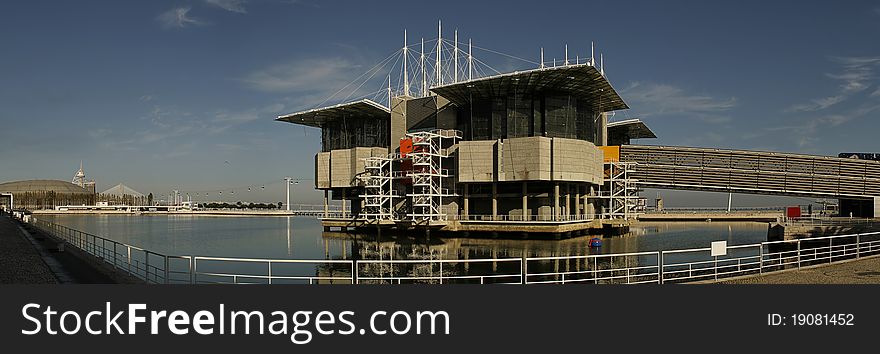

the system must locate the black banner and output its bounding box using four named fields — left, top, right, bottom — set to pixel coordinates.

left=0, top=285, right=875, bottom=352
